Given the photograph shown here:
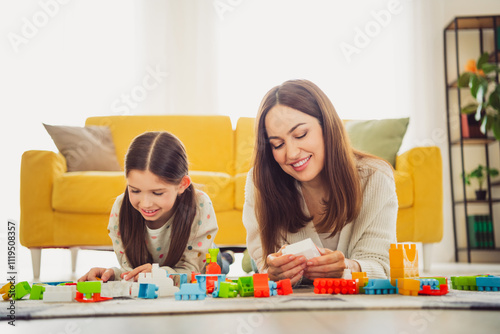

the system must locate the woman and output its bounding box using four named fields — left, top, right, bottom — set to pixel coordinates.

left=243, top=79, right=397, bottom=286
